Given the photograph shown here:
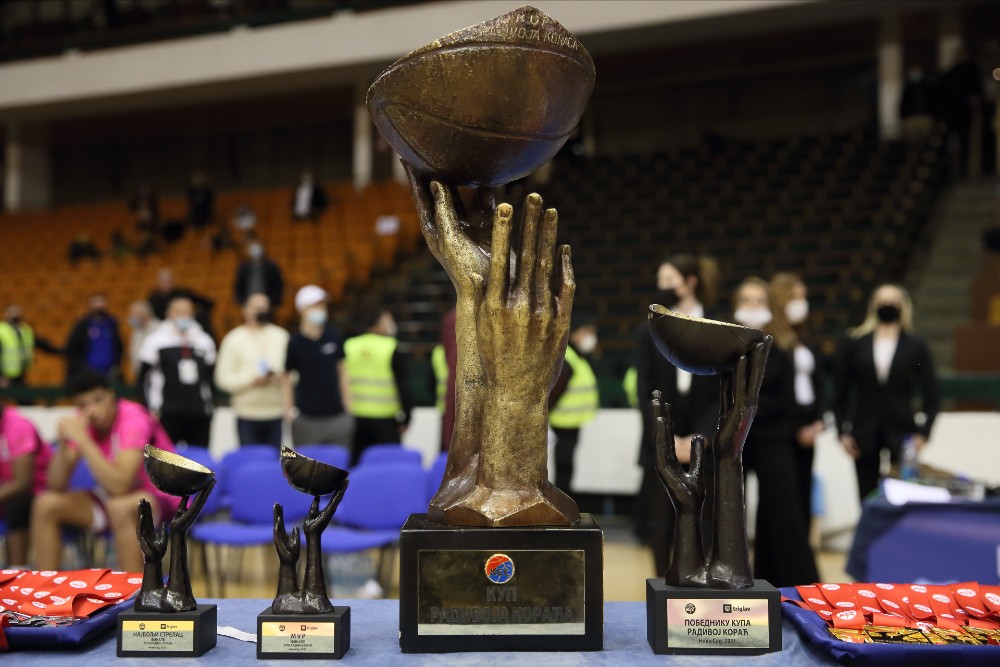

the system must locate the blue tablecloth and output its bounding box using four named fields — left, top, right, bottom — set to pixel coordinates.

left=9, top=598, right=834, bottom=665
left=847, top=496, right=1000, bottom=583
